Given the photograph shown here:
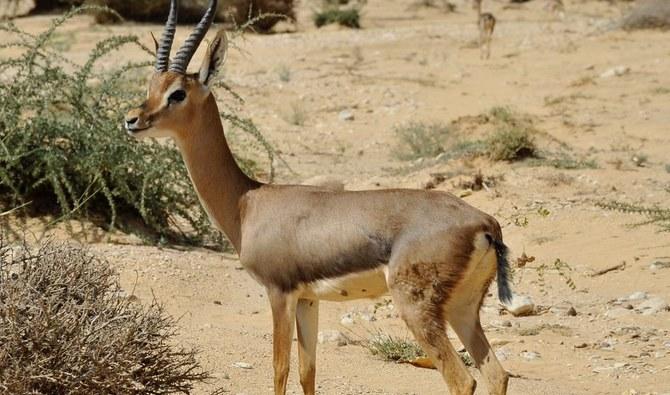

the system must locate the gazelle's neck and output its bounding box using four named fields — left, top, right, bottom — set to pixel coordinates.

left=175, top=93, right=260, bottom=252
